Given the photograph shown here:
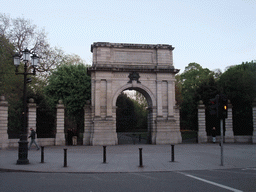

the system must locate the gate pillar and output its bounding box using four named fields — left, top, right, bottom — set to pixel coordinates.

left=55, top=100, right=65, bottom=145
left=225, top=100, right=234, bottom=142
left=0, top=96, right=8, bottom=149
left=198, top=100, right=207, bottom=143
left=253, top=99, right=256, bottom=143
left=27, top=98, right=37, bottom=132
